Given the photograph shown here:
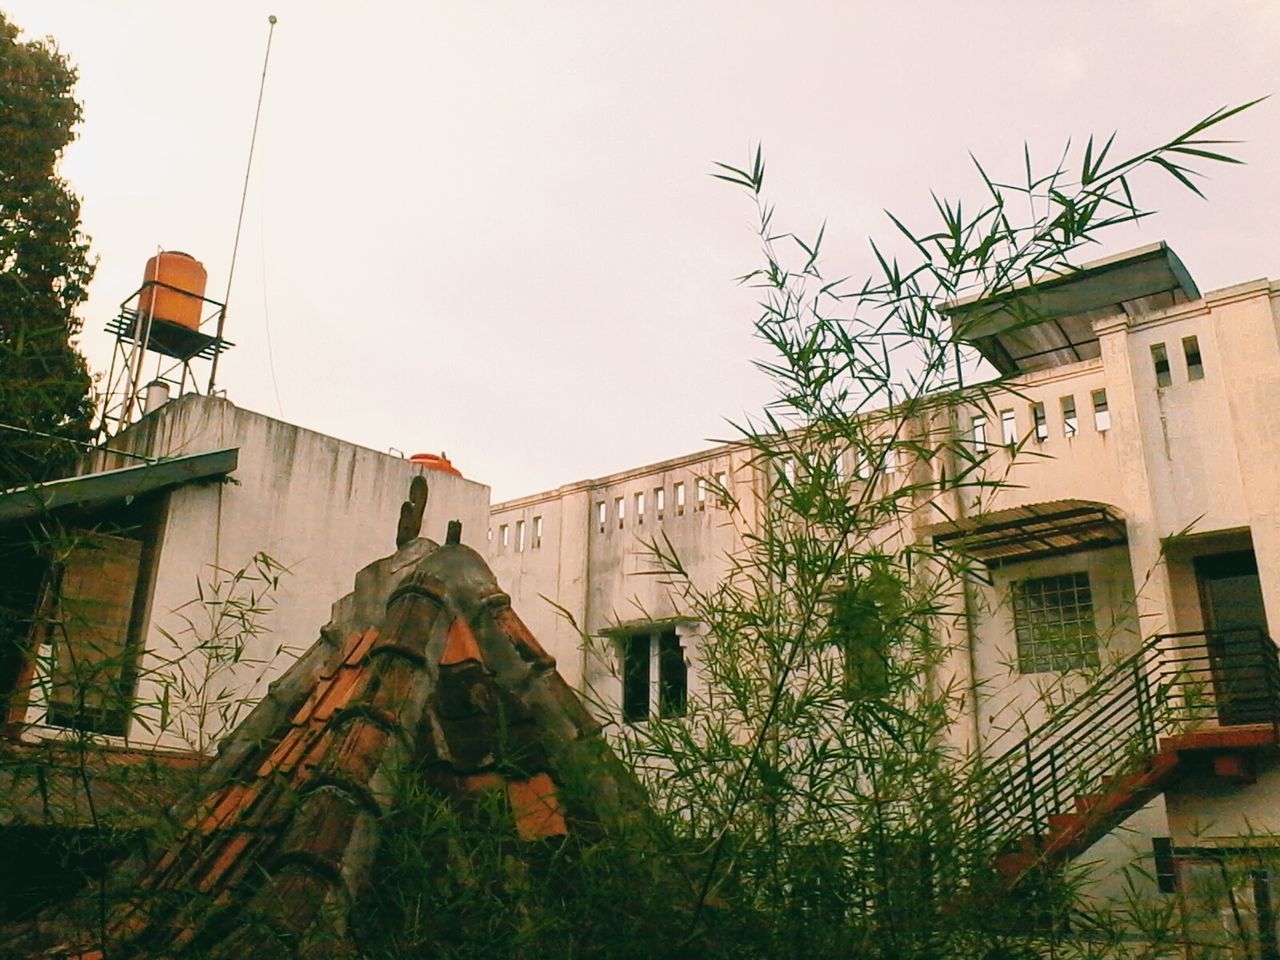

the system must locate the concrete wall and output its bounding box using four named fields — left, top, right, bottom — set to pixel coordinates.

left=1166, top=761, right=1280, bottom=845
left=488, top=441, right=756, bottom=703
left=967, top=545, right=1142, bottom=754
left=483, top=272, right=1280, bottom=898
left=28, top=394, right=490, bottom=751
left=489, top=278, right=1280, bottom=741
